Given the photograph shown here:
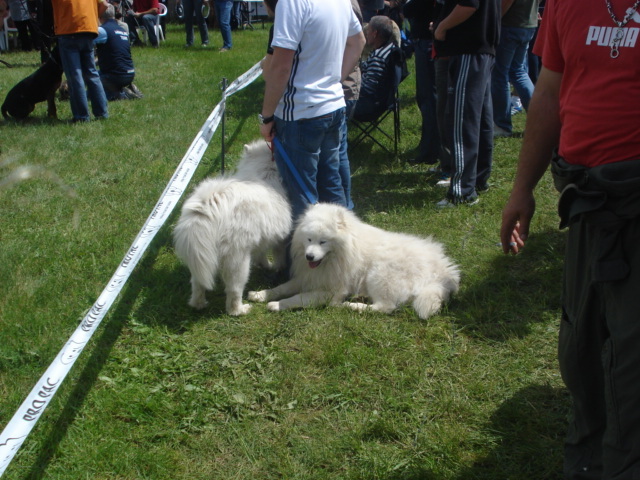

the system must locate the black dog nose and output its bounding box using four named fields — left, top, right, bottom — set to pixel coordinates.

left=306, top=254, right=315, bottom=261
